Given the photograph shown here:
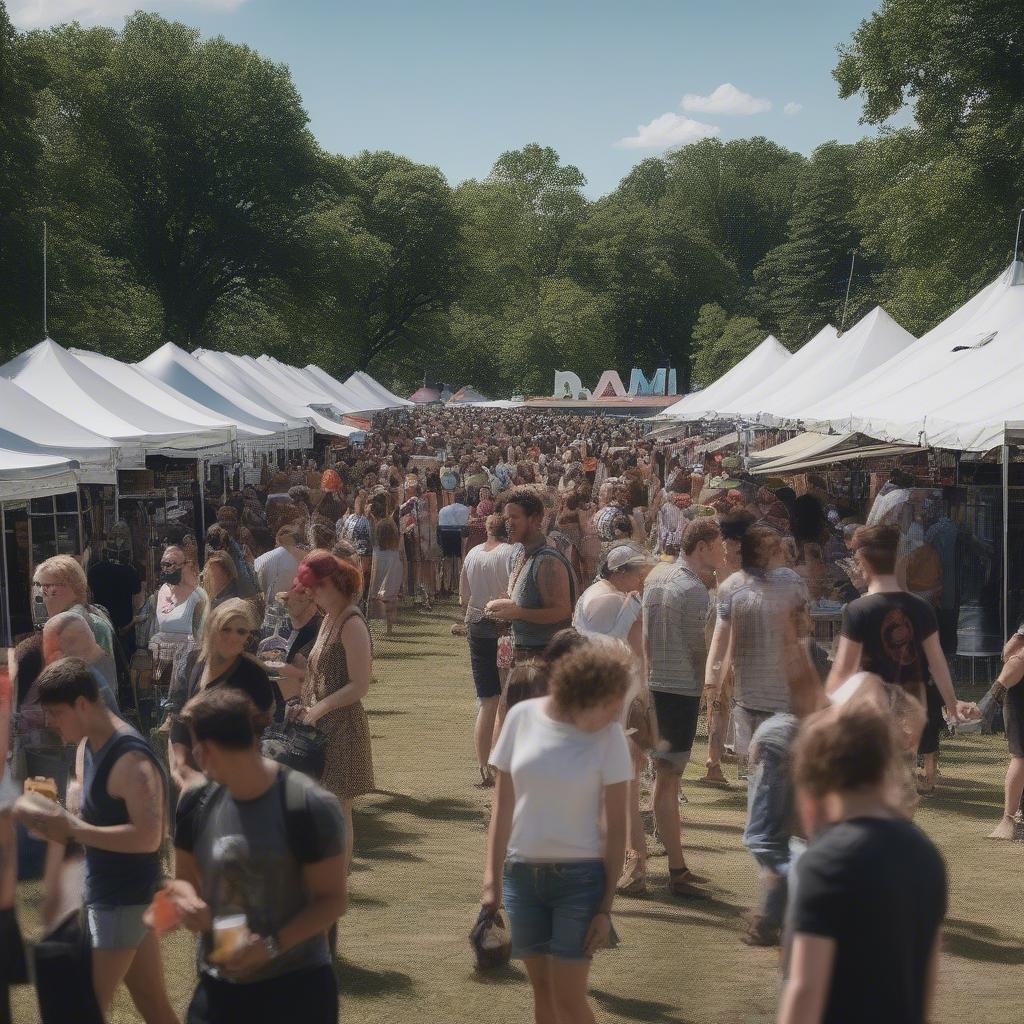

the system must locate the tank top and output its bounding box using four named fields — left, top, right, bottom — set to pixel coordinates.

left=509, top=544, right=578, bottom=652
left=82, top=726, right=166, bottom=906
left=156, top=586, right=206, bottom=635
